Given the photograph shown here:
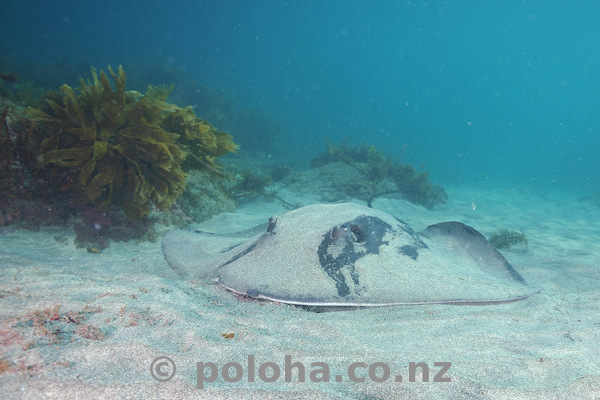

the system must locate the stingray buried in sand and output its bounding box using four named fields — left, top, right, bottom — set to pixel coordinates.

left=162, top=203, right=537, bottom=310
